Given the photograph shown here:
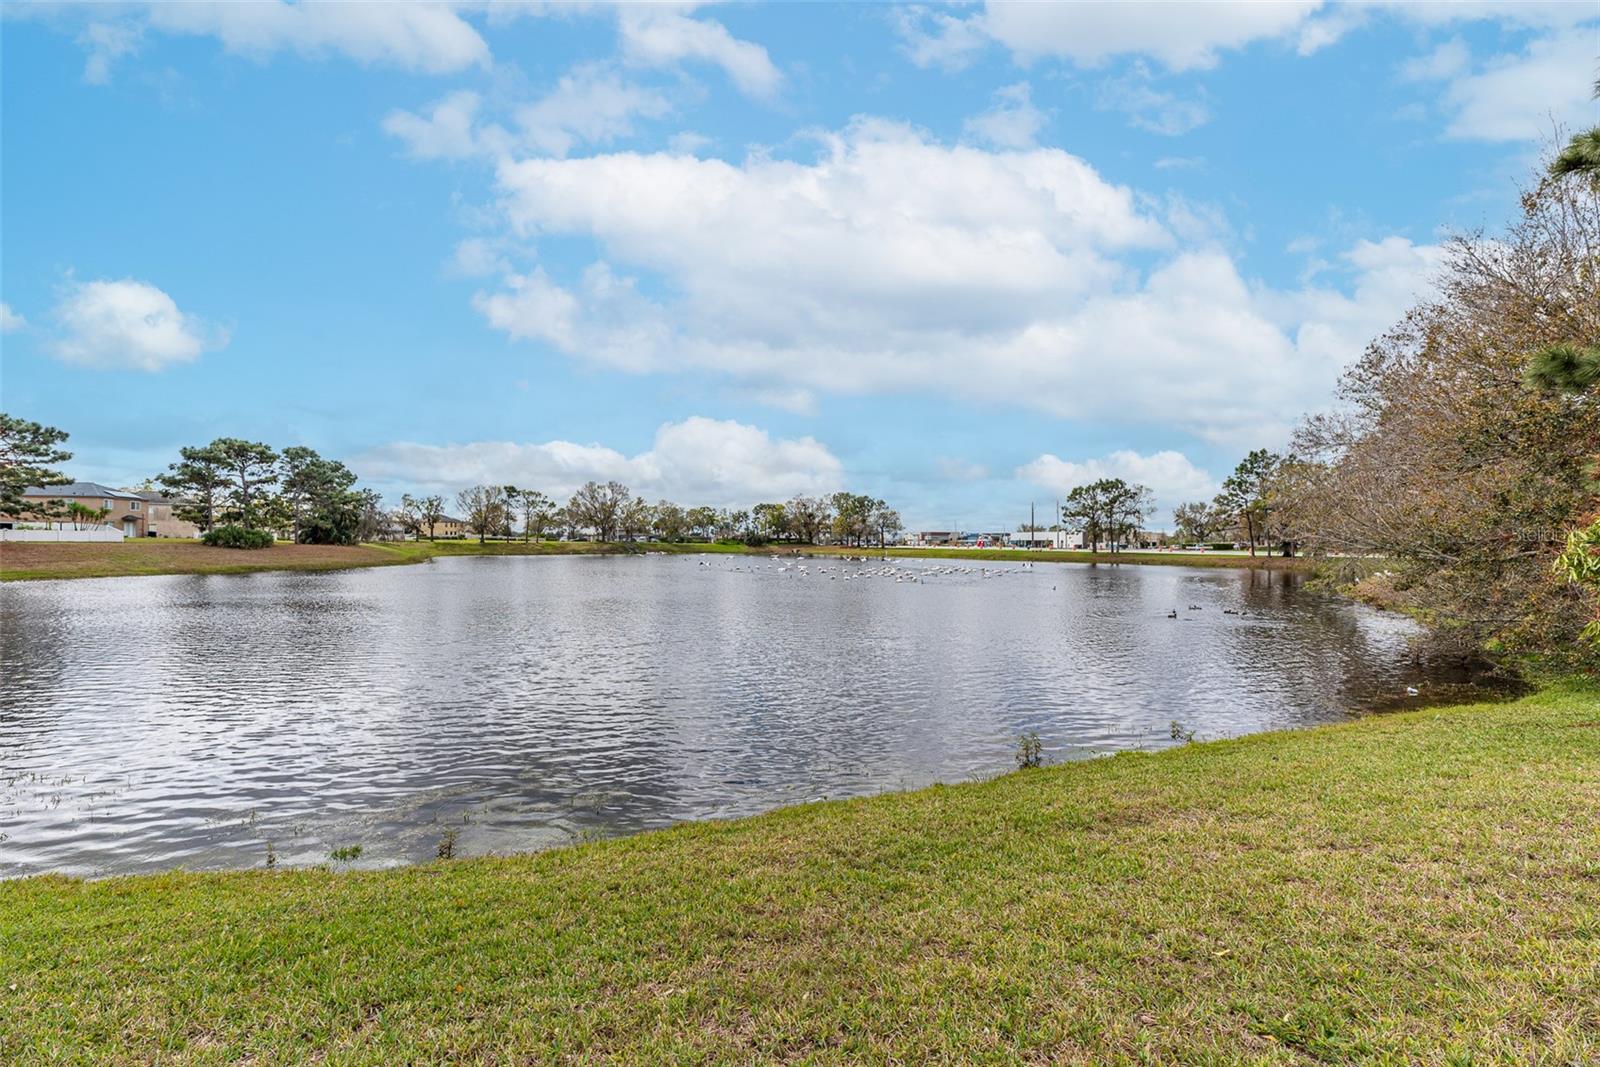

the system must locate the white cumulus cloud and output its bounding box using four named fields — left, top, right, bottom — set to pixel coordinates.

left=384, top=68, right=672, bottom=162
left=469, top=119, right=1441, bottom=443
left=515, top=66, right=673, bottom=156
left=1, top=302, right=25, bottom=332
left=616, top=4, right=781, bottom=97
left=964, top=82, right=1047, bottom=148
left=77, top=20, right=143, bottom=84
left=50, top=278, right=223, bottom=371
left=471, top=267, right=583, bottom=352
left=48, top=1, right=492, bottom=81
left=1398, top=38, right=1471, bottom=83
left=145, top=1, right=488, bottom=74
left=356, top=417, right=843, bottom=506
left=1435, top=33, right=1599, bottom=142
left=490, top=118, right=1167, bottom=337
left=383, top=90, right=494, bottom=160
left=1017, top=449, right=1219, bottom=510
left=899, top=1, right=1323, bottom=72
left=1095, top=70, right=1212, bottom=135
